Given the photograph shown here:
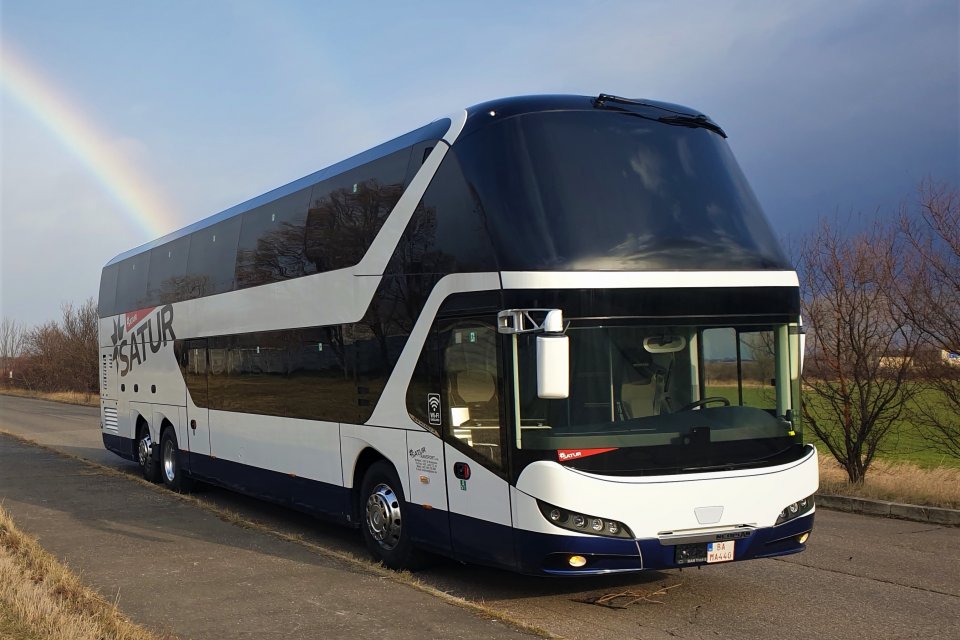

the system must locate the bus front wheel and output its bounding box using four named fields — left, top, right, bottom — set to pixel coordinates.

left=360, top=461, right=420, bottom=571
